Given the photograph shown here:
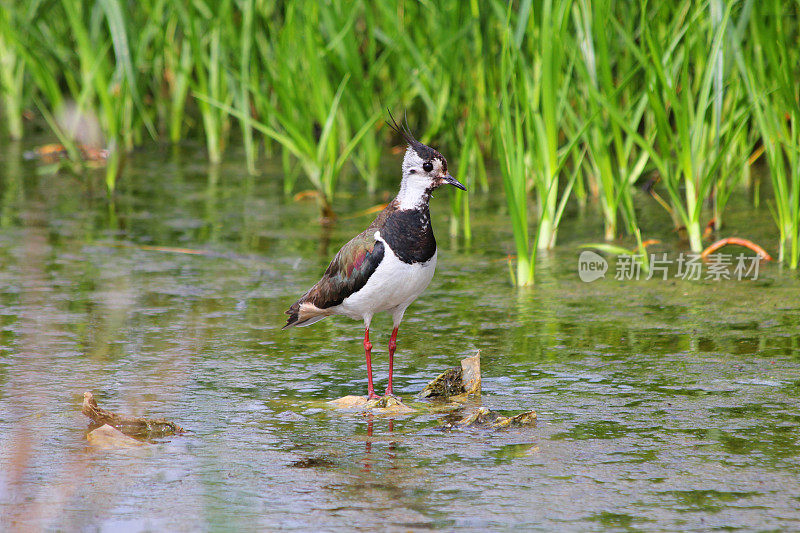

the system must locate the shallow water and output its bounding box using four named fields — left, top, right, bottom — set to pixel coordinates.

left=1, top=144, right=799, bottom=531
